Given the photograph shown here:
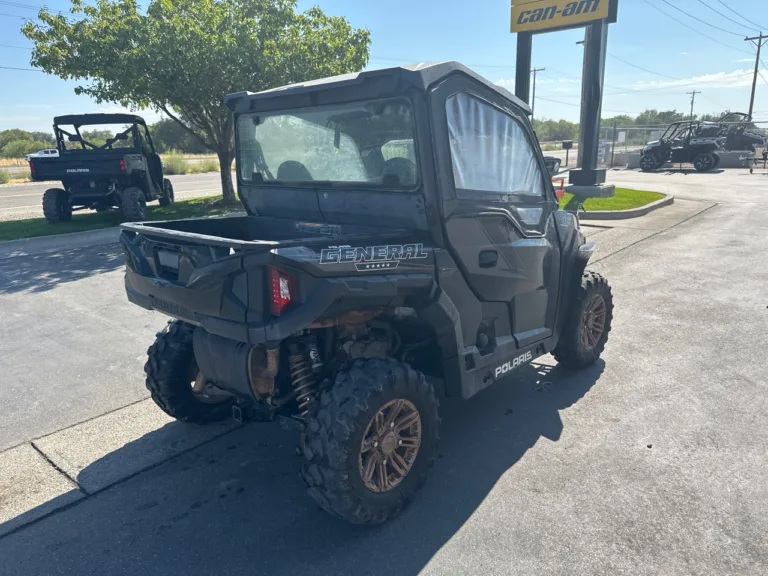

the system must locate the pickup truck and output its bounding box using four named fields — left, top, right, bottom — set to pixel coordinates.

left=121, top=62, right=614, bottom=525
